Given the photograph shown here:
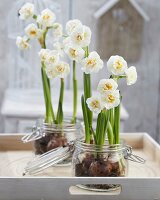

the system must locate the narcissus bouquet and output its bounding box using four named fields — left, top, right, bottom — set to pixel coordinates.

left=16, top=3, right=137, bottom=146
left=16, top=3, right=91, bottom=124
left=83, top=55, right=137, bottom=146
